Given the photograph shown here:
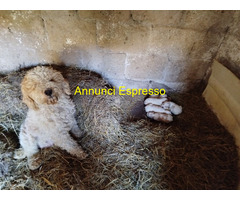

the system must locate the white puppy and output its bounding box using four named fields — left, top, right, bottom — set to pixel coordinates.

left=14, top=66, right=88, bottom=170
